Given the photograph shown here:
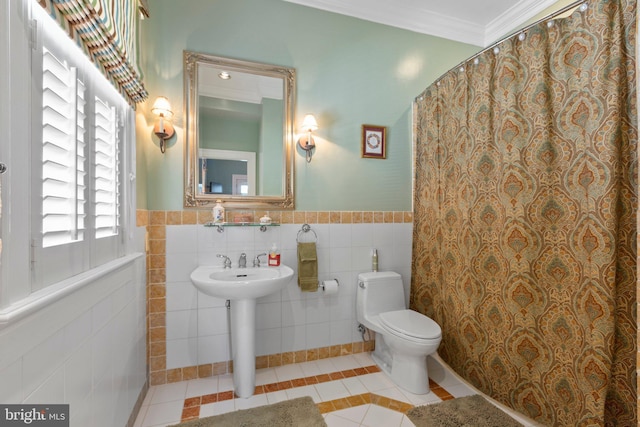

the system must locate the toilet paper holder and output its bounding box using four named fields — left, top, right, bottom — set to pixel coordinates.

left=319, top=278, right=340, bottom=292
